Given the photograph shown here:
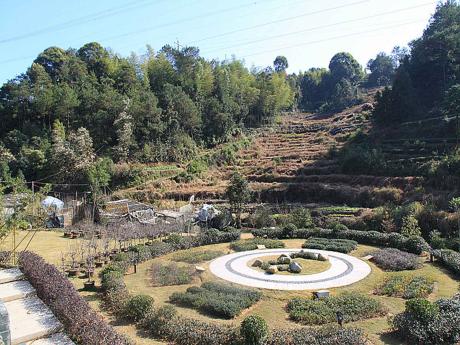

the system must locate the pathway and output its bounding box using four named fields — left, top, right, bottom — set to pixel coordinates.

left=0, top=268, right=74, bottom=345
left=209, top=248, right=371, bottom=290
